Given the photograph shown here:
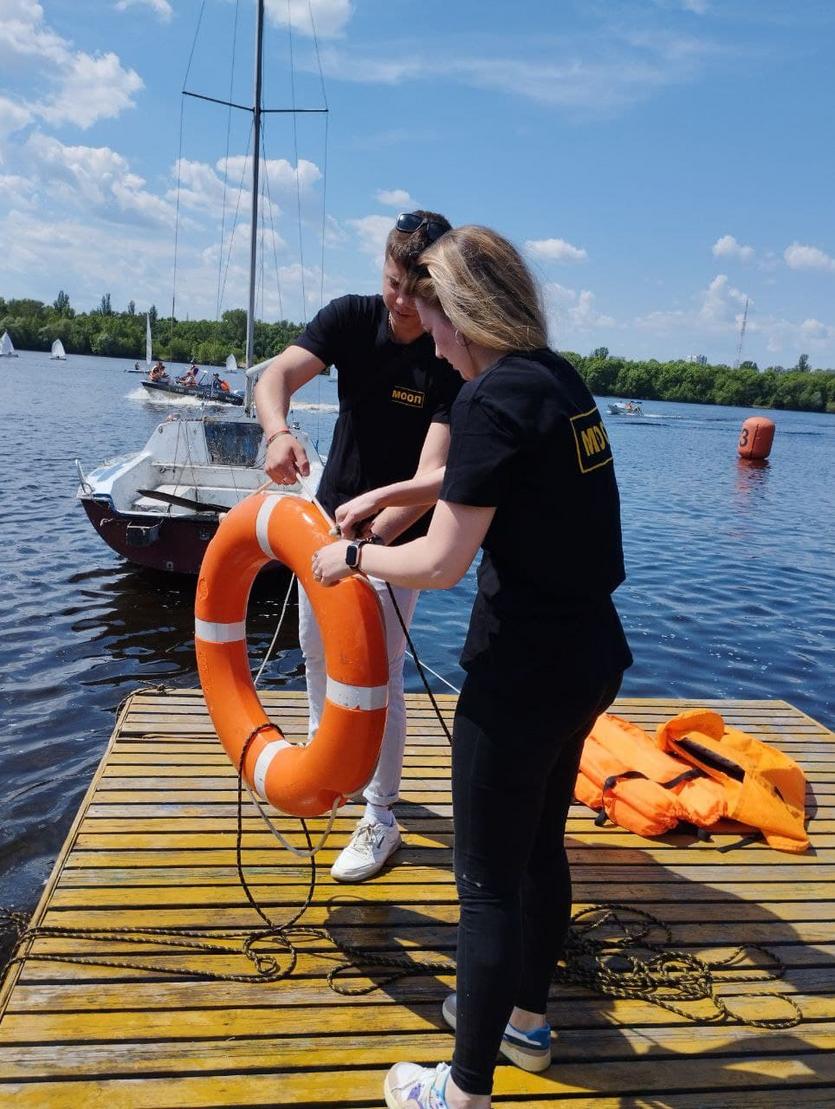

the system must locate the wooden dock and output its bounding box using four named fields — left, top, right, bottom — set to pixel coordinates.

left=1, top=691, right=833, bottom=1106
